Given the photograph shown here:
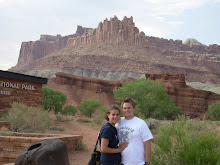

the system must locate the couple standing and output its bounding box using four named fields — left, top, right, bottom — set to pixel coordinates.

left=99, top=98, right=153, bottom=165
